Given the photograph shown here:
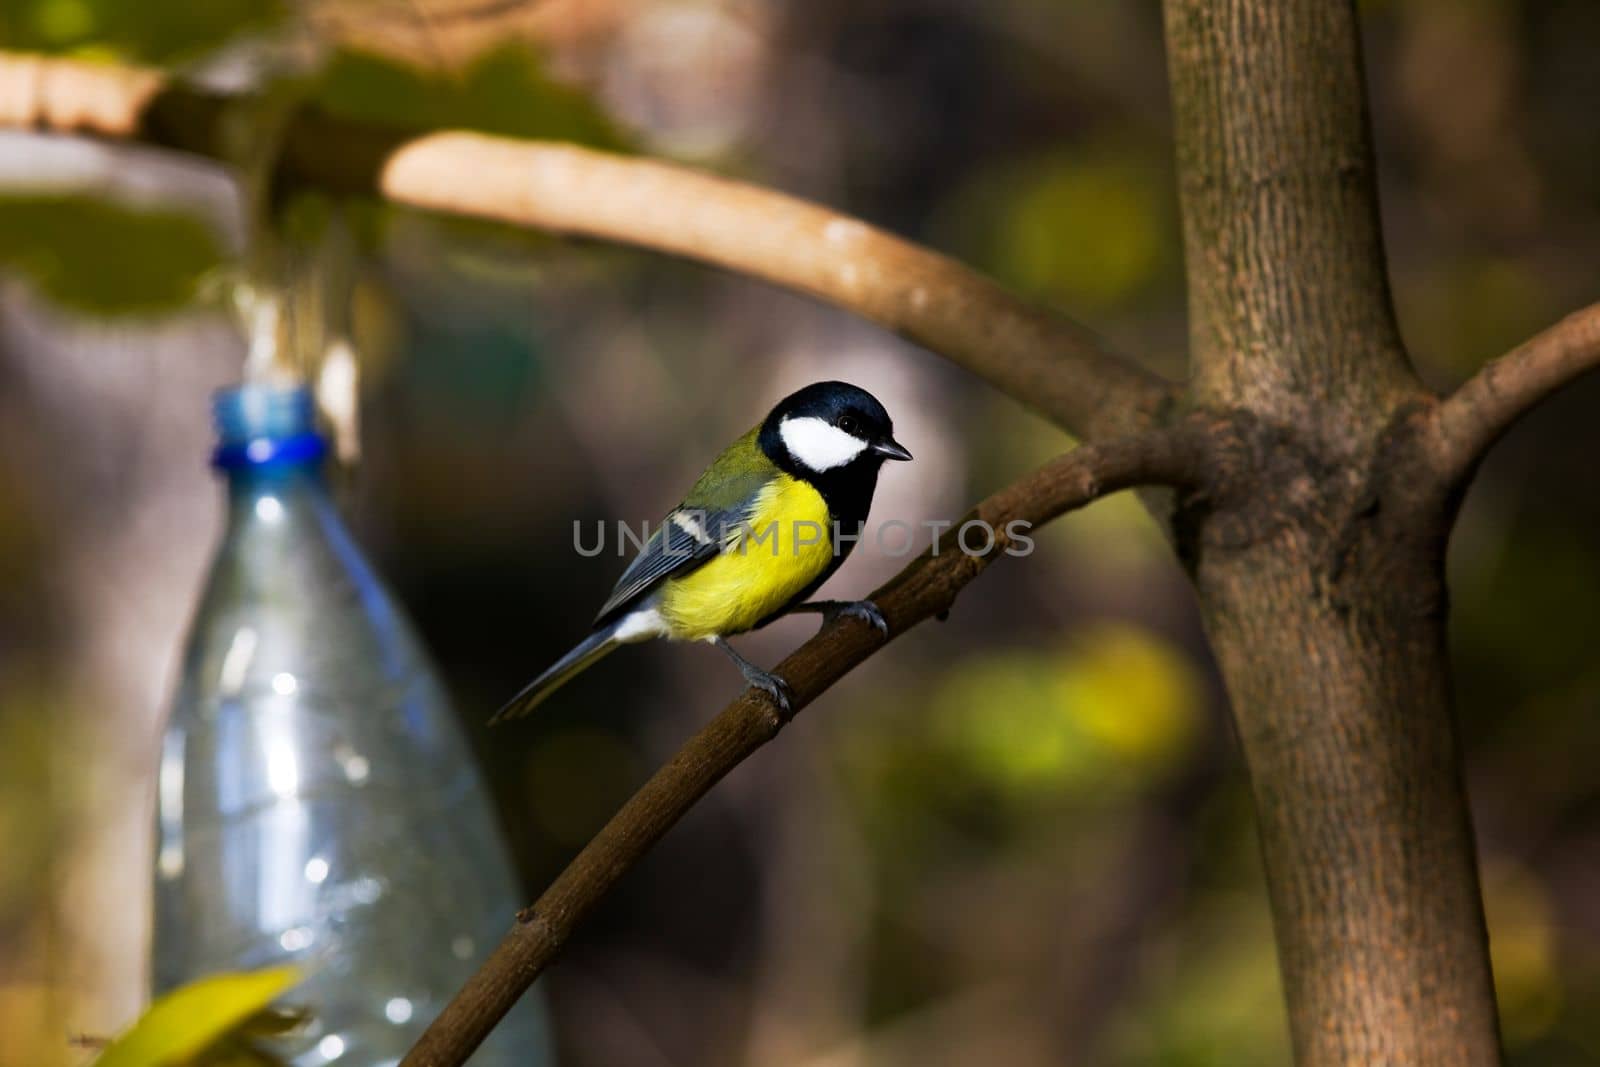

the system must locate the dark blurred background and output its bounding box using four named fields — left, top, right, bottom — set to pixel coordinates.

left=2, top=1, right=1597, bottom=1064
